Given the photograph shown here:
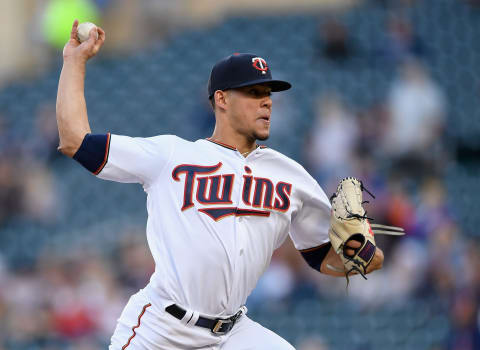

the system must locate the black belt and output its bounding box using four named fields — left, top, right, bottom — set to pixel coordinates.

left=165, top=304, right=243, bottom=335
